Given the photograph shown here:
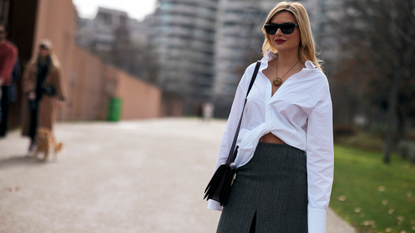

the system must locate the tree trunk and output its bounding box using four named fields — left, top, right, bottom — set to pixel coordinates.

left=396, top=105, right=406, bottom=143
left=348, top=98, right=357, bottom=125
left=383, top=72, right=401, bottom=163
